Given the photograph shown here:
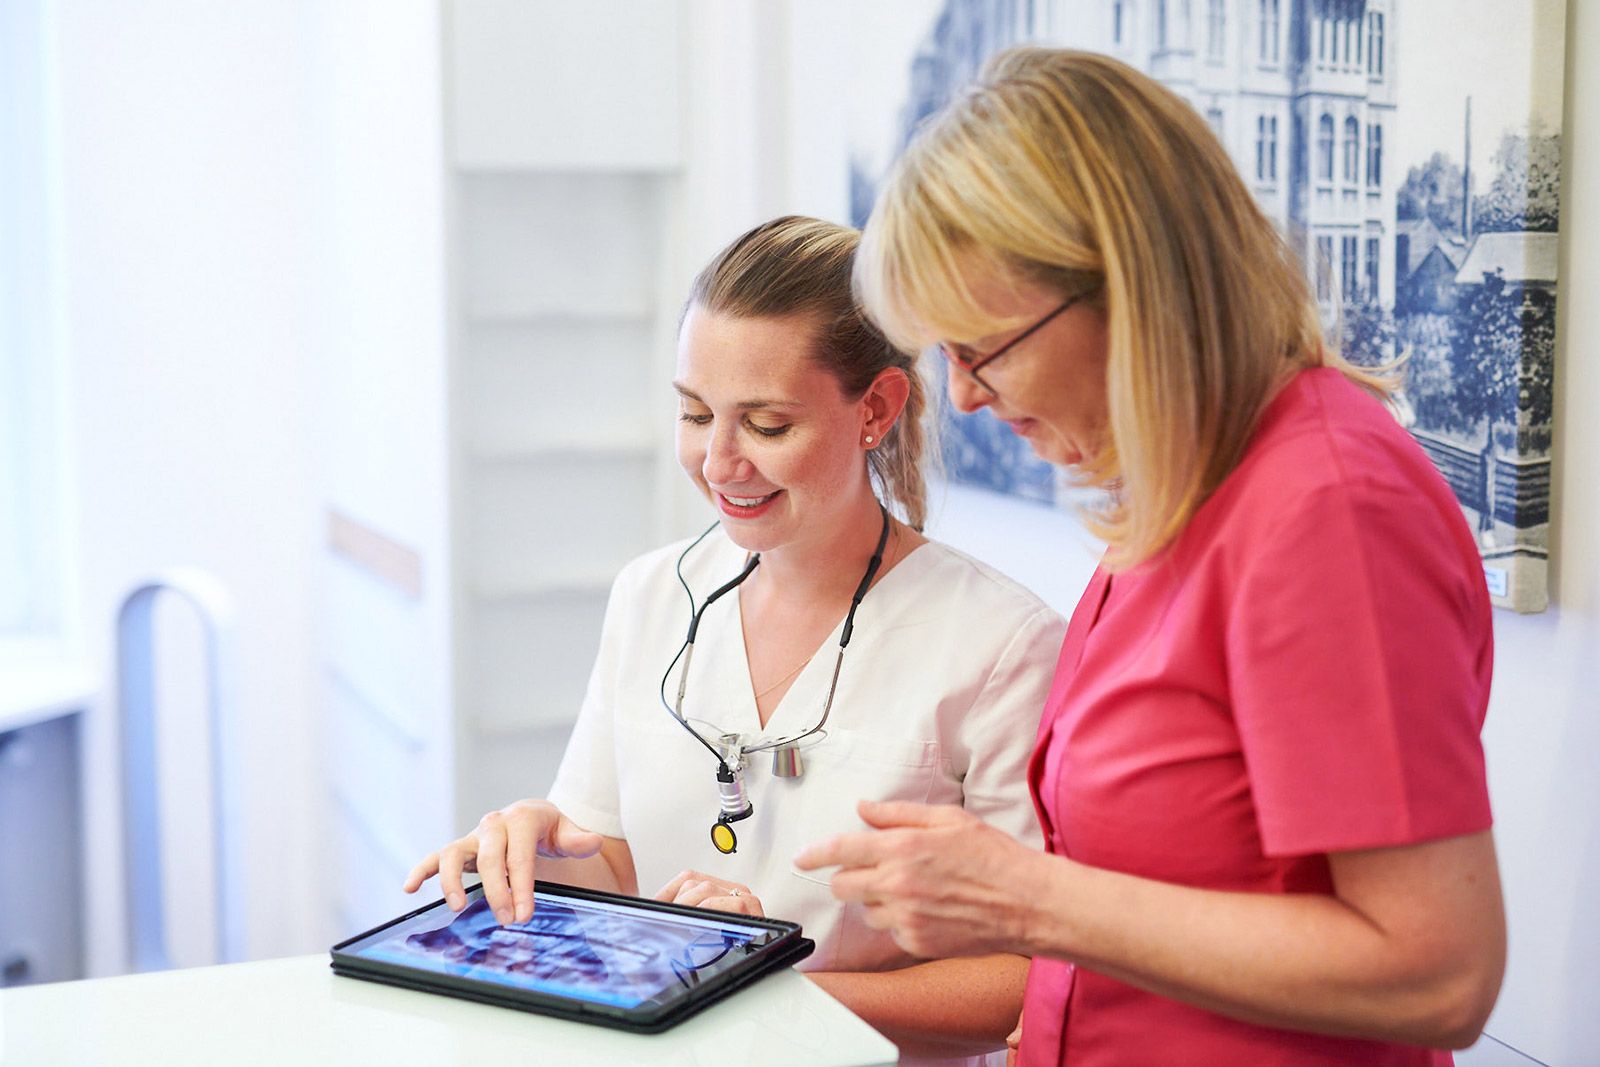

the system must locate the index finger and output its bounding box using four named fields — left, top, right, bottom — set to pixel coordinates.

left=858, top=799, right=964, bottom=830
left=506, top=823, right=537, bottom=924
left=794, top=829, right=896, bottom=872
left=403, top=852, right=440, bottom=894
left=437, top=840, right=473, bottom=911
